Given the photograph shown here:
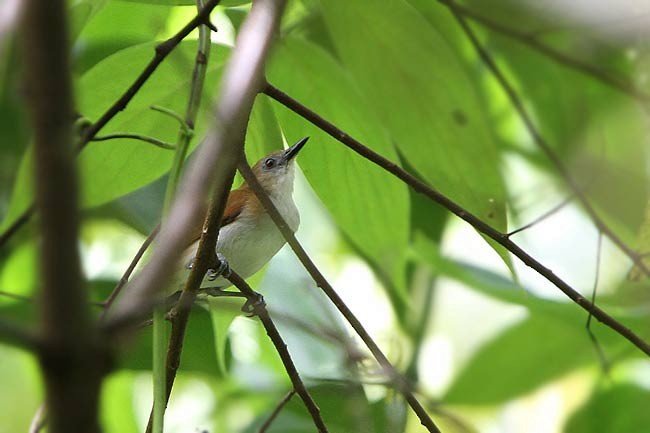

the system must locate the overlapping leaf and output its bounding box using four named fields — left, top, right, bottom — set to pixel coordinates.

left=267, top=37, right=411, bottom=292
